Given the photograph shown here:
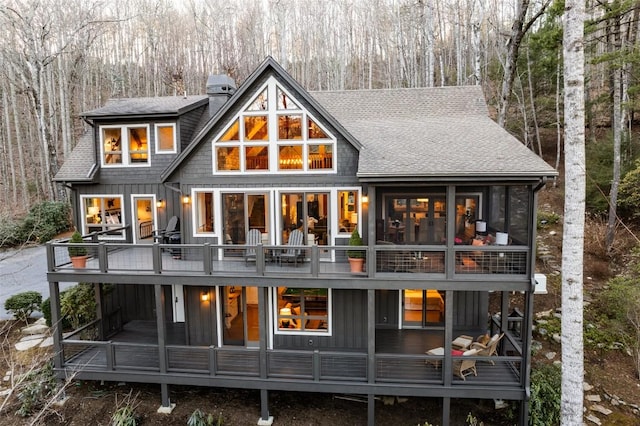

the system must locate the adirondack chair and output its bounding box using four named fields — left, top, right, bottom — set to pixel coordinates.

left=244, top=229, right=262, bottom=264
left=279, top=229, right=304, bottom=266
left=152, top=216, right=180, bottom=245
